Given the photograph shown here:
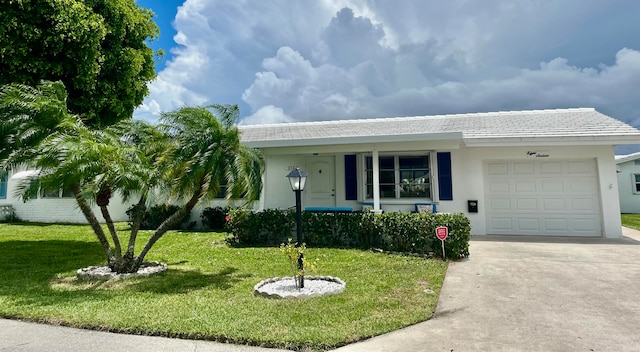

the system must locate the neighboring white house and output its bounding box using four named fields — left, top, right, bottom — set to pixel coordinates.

left=3, top=108, right=640, bottom=238
left=0, top=170, right=231, bottom=224
left=0, top=170, right=134, bottom=223
left=615, top=152, right=640, bottom=213
left=240, top=108, right=640, bottom=238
